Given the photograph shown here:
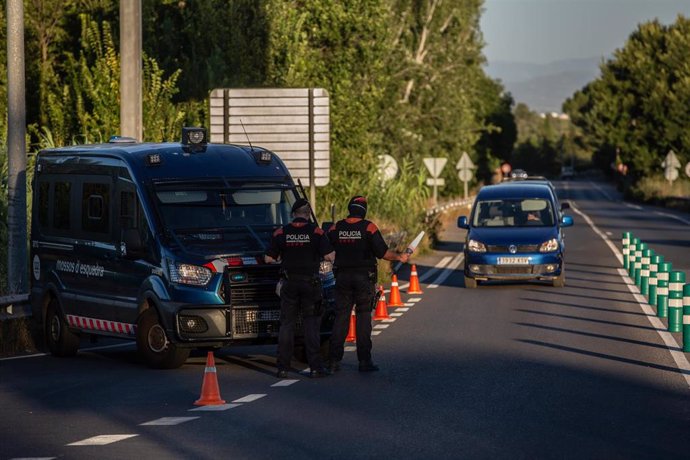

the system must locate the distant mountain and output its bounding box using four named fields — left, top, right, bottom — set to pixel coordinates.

left=486, top=57, right=603, bottom=113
